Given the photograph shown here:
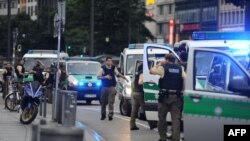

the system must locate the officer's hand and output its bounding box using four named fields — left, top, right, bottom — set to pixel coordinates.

left=105, top=75, right=112, bottom=80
